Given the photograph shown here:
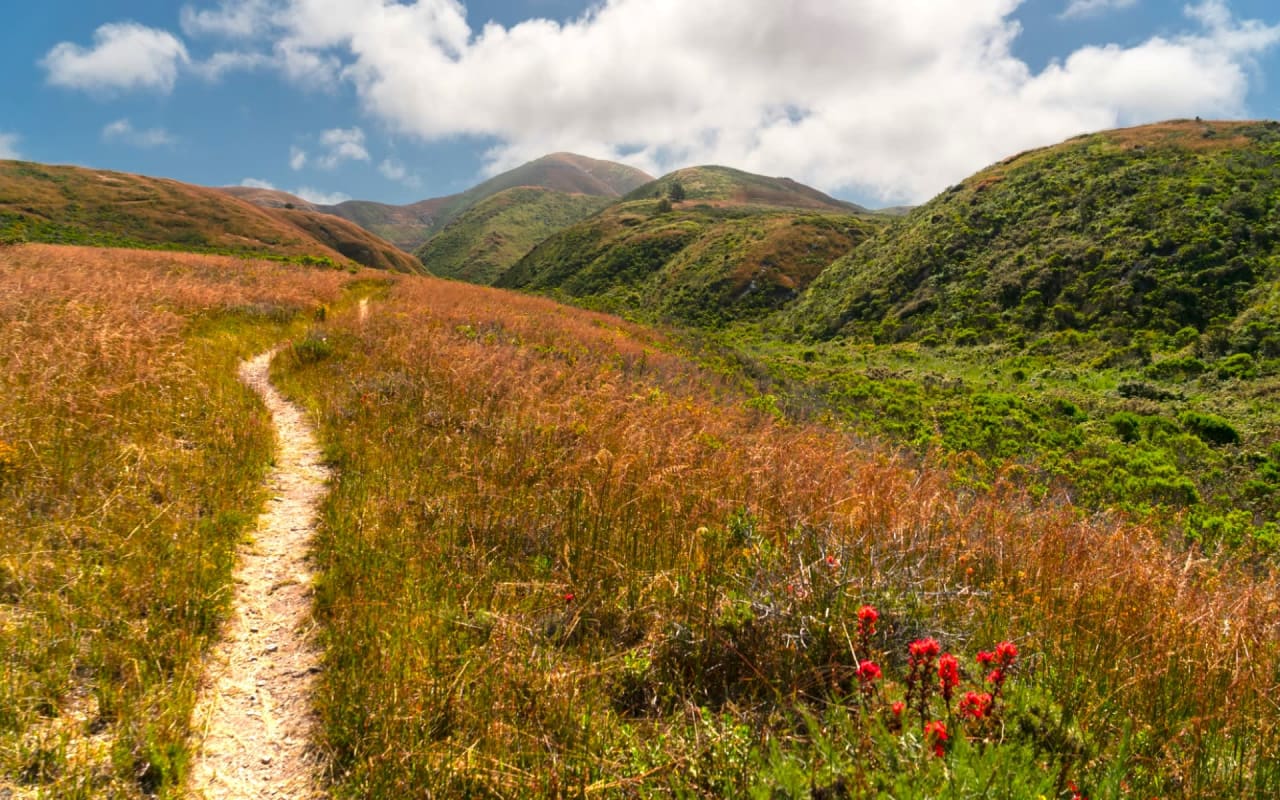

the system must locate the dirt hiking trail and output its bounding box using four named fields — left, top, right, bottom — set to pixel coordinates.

left=187, top=348, right=329, bottom=799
